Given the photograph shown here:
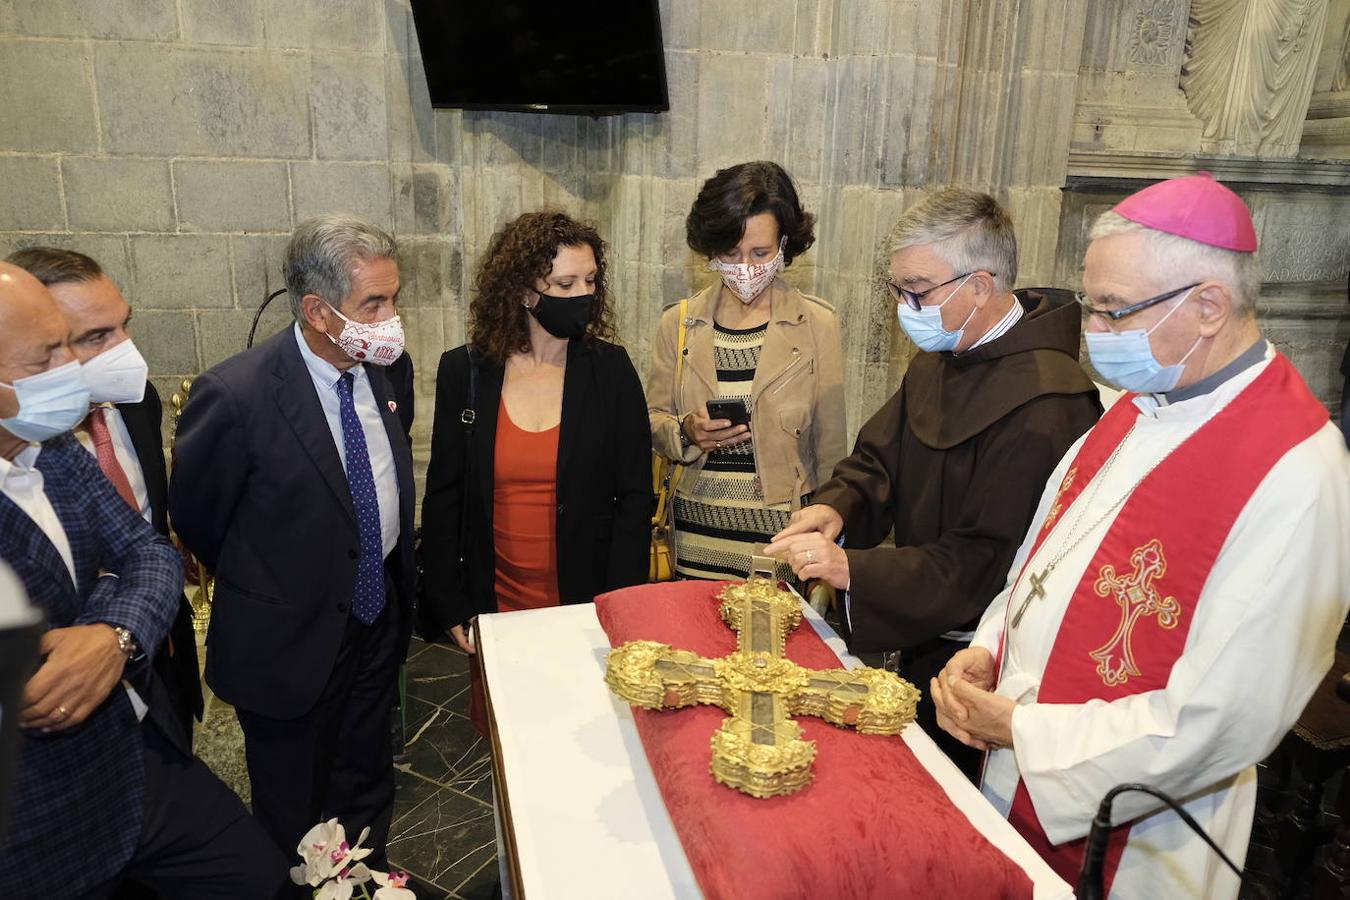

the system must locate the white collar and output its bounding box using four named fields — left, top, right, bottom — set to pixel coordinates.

left=0, top=443, right=42, bottom=483
left=966, top=295, right=1024, bottom=352
left=293, top=322, right=363, bottom=390
left=1133, top=342, right=1274, bottom=424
